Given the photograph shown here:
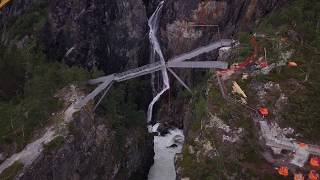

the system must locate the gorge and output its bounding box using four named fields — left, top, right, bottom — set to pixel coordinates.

left=2, top=0, right=315, bottom=180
